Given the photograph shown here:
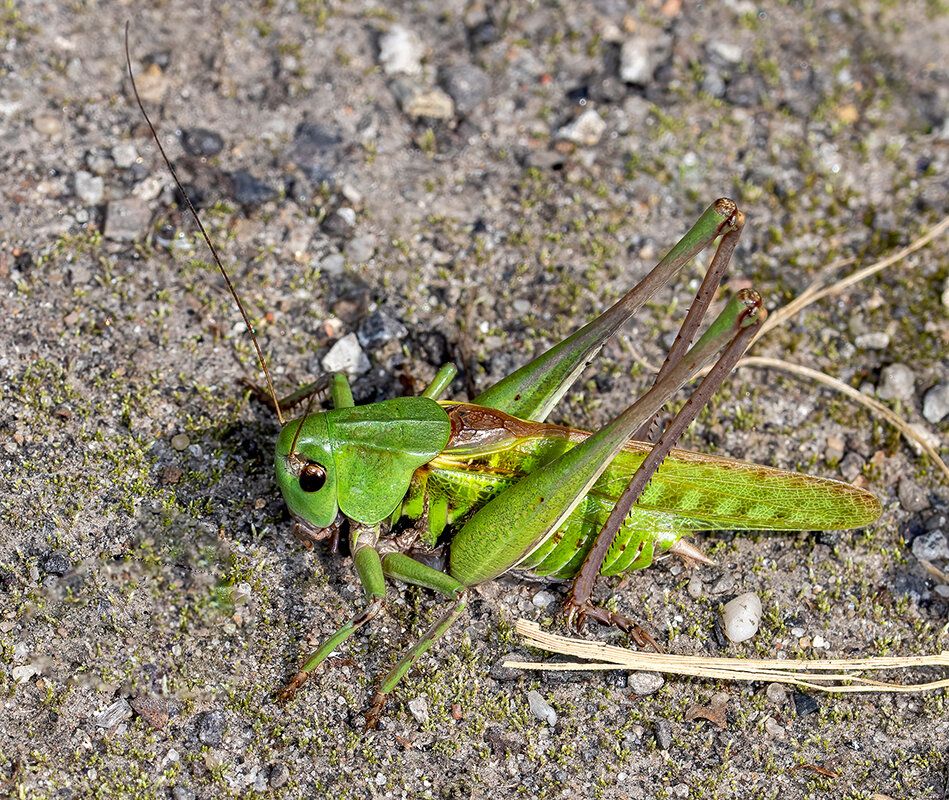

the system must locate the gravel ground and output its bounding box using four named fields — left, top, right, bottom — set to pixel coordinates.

left=2, top=1, right=948, bottom=798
